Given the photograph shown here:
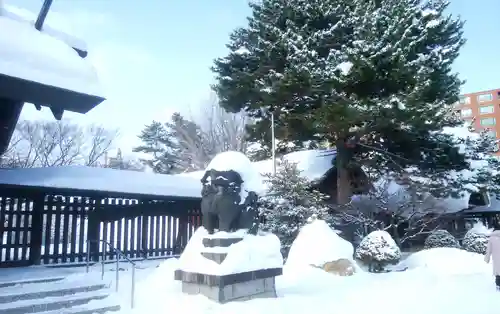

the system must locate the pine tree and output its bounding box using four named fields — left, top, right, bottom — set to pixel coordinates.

left=133, top=121, right=179, bottom=174
left=259, top=159, right=336, bottom=259
left=211, top=0, right=491, bottom=204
